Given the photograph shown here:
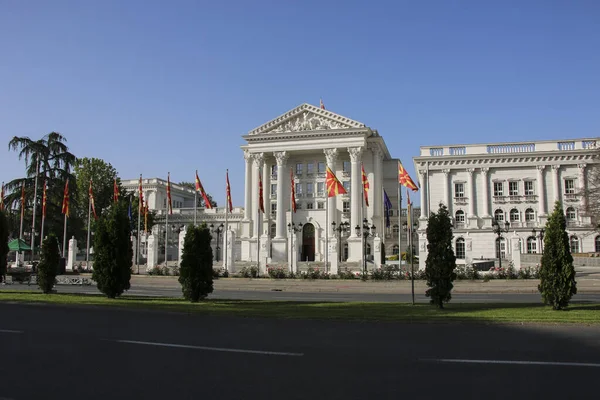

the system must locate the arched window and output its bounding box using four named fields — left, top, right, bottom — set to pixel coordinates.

left=392, top=244, right=399, bottom=255
left=455, top=210, right=465, bottom=223
left=595, top=236, right=600, bottom=253
left=510, top=208, right=520, bottom=222
left=566, top=207, right=576, bottom=221
left=525, top=208, right=535, bottom=222
left=570, top=236, right=580, bottom=254
left=495, top=237, right=506, bottom=259
left=270, top=224, right=276, bottom=238
left=526, top=237, right=538, bottom=254
left=455, top=238, right=465, bottom=259
left=494, top=209, right=504, bottom=222
left=393, top=224, right=399, bottom=237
